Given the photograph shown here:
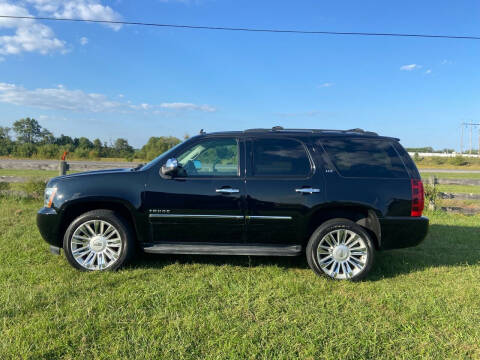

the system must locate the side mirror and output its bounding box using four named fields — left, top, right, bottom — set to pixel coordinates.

left=161, top=158, right=179, bottom=177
